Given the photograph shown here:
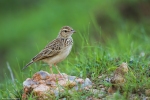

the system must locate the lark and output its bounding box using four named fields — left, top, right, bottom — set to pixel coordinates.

left=22, top=26, right=75, bottom=74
